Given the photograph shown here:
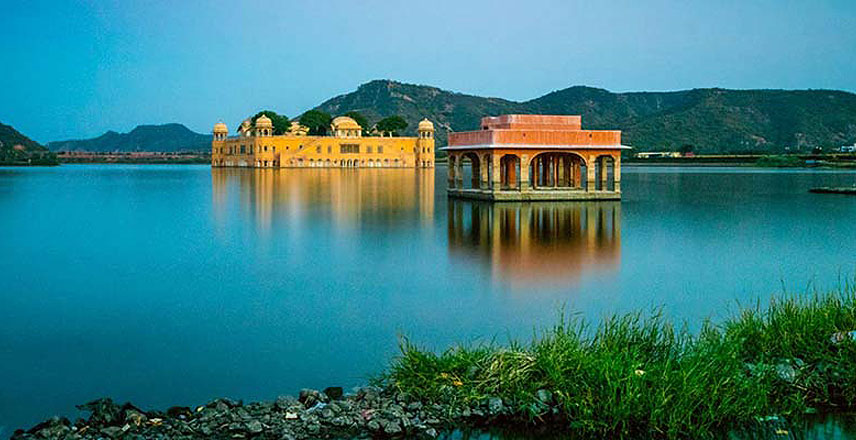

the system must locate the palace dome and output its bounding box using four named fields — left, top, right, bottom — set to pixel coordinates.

left=418, top=118, right=434, bottom=131
left=255, top=114, right=273, bottom=128
left=331, top=116, right=361, bottom=130
left=213, top=122, right=228, bottom=133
